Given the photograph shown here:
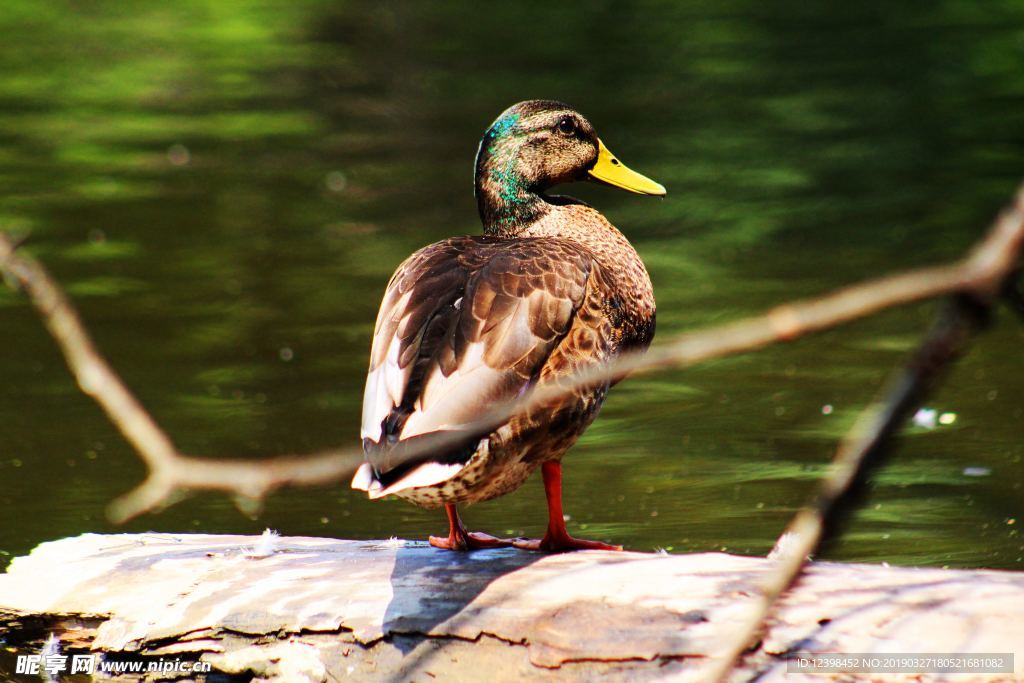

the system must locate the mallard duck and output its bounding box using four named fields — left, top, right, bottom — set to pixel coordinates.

left=352, top=100, right=664, bottom=551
